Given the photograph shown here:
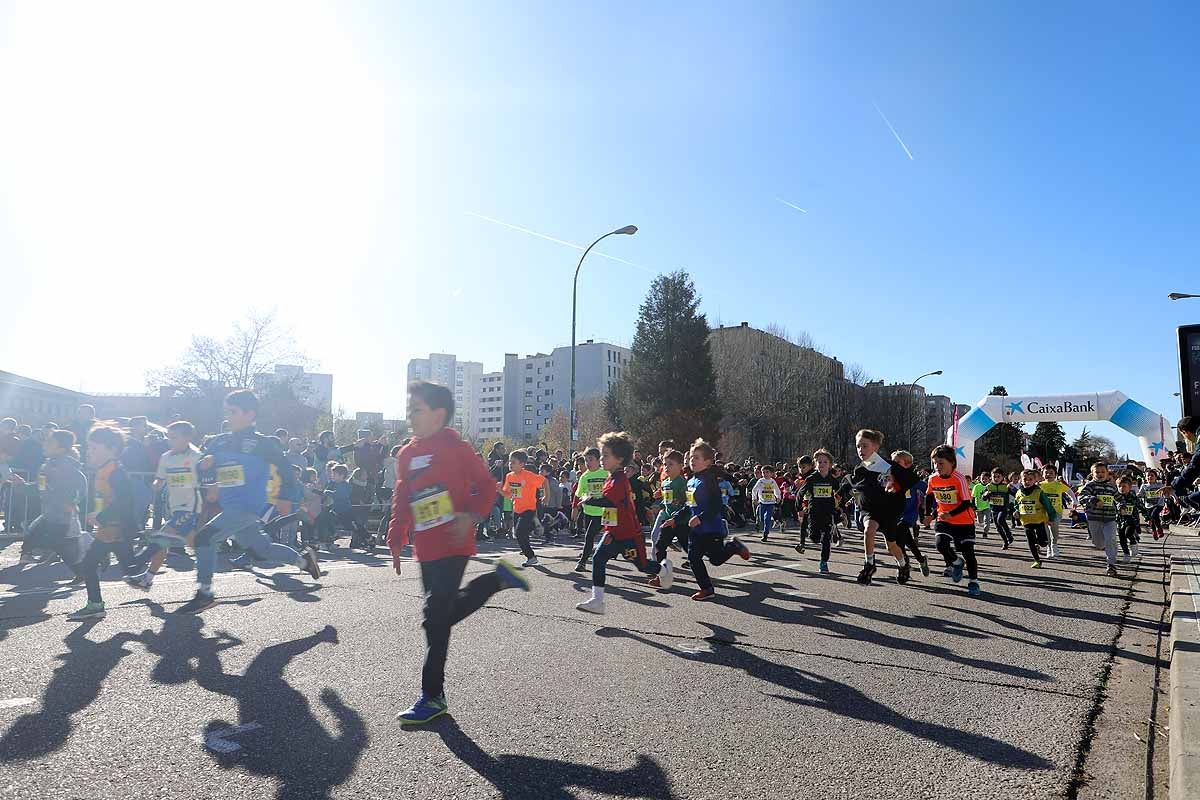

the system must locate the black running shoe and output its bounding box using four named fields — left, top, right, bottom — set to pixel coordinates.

left=178, top=590, right=216, bottom=615
left=302, top=547, right=321, bottom=580
left=856, top=562, right=877, bottom=585
left=897, top=563, right=910, bottom=585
